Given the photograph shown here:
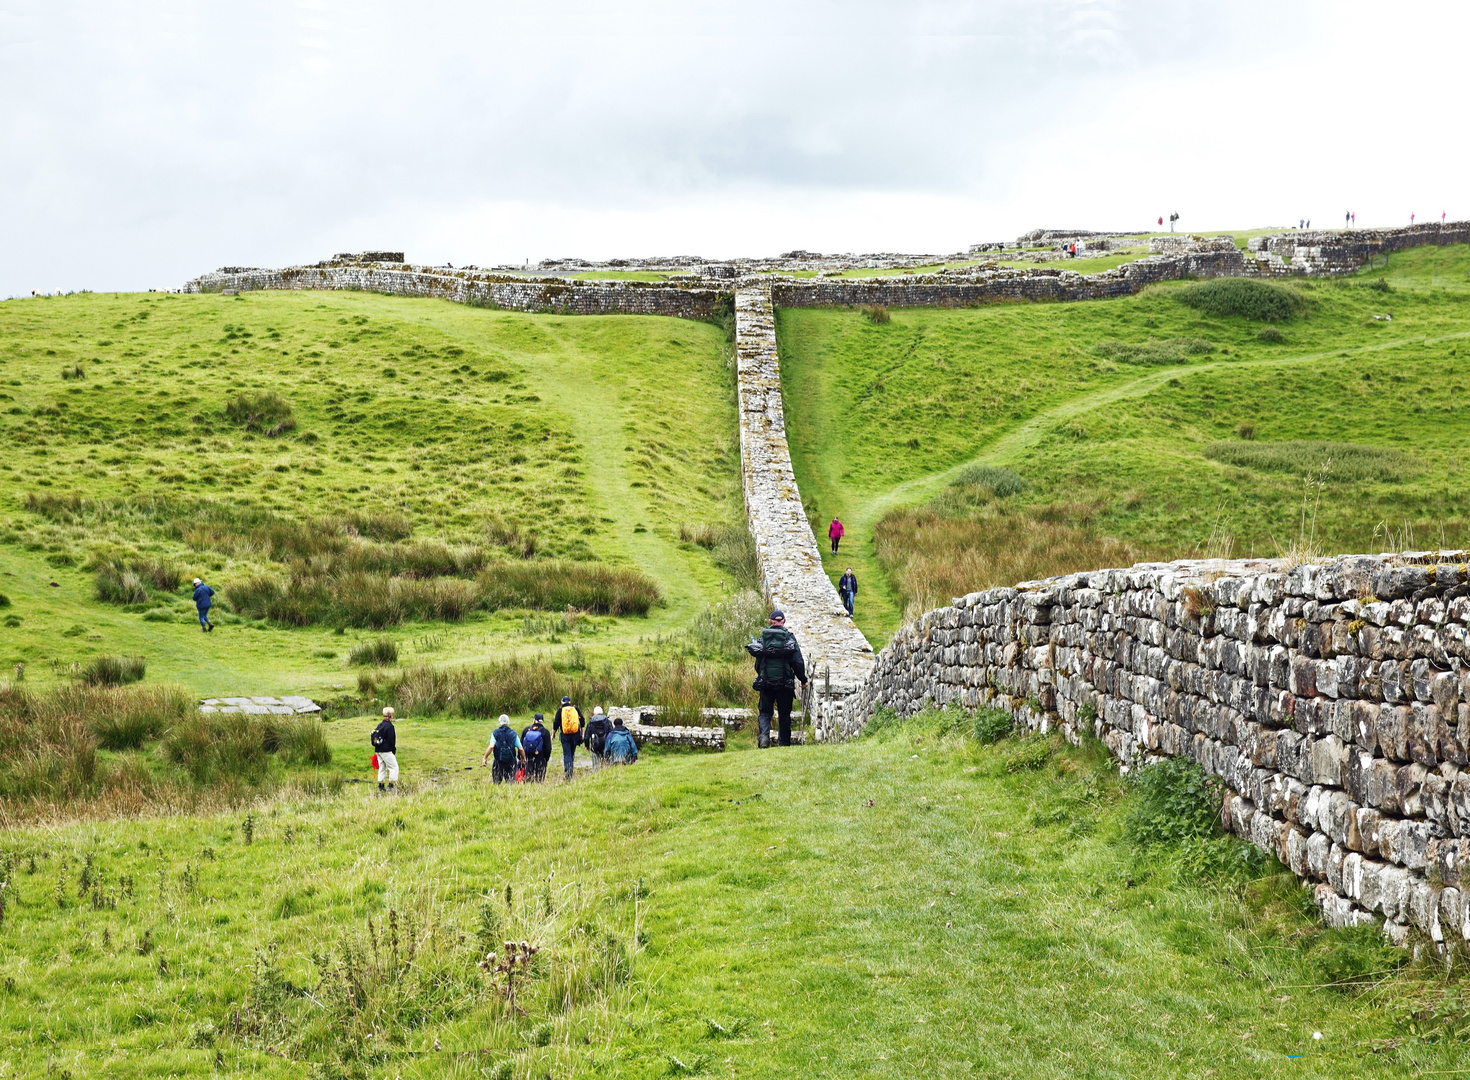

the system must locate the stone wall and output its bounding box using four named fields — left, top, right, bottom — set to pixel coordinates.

left=851, top=552, right=1470, bottom=946
left=183, top=257, right=727, bottom=320
left=734, top=284, right=874, bottom=739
